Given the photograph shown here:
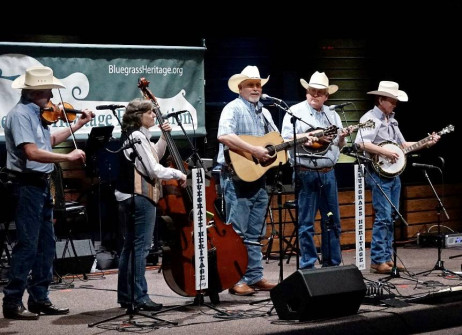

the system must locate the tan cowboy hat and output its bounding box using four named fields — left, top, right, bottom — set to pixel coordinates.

left=367, top=81, right=408, bottom=102
left=300, top=71, right=338, bottom=95
left=11, top=66, right=65, bottom=90
left=228, top=65, right=270, bottom=94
